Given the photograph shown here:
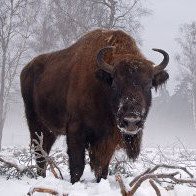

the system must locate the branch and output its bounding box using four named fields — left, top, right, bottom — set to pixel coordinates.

left=128, top=172, right=179, bottom=196
left=129, top=168, right=151, bottom=187
left=0, top=156, right=37, bottom=178
left=149, top=164, right=194, bottom=178
left=0, top=156, right=25, bottom=173
left=116, top=163, right=196, bottom=196
left=115, top=173, right=128, bottom=196
left=32, top=132, right=63, bottom=179
left=149, top=179, right=161, bottom=196
left=27, top=187, right=68, bottom=196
